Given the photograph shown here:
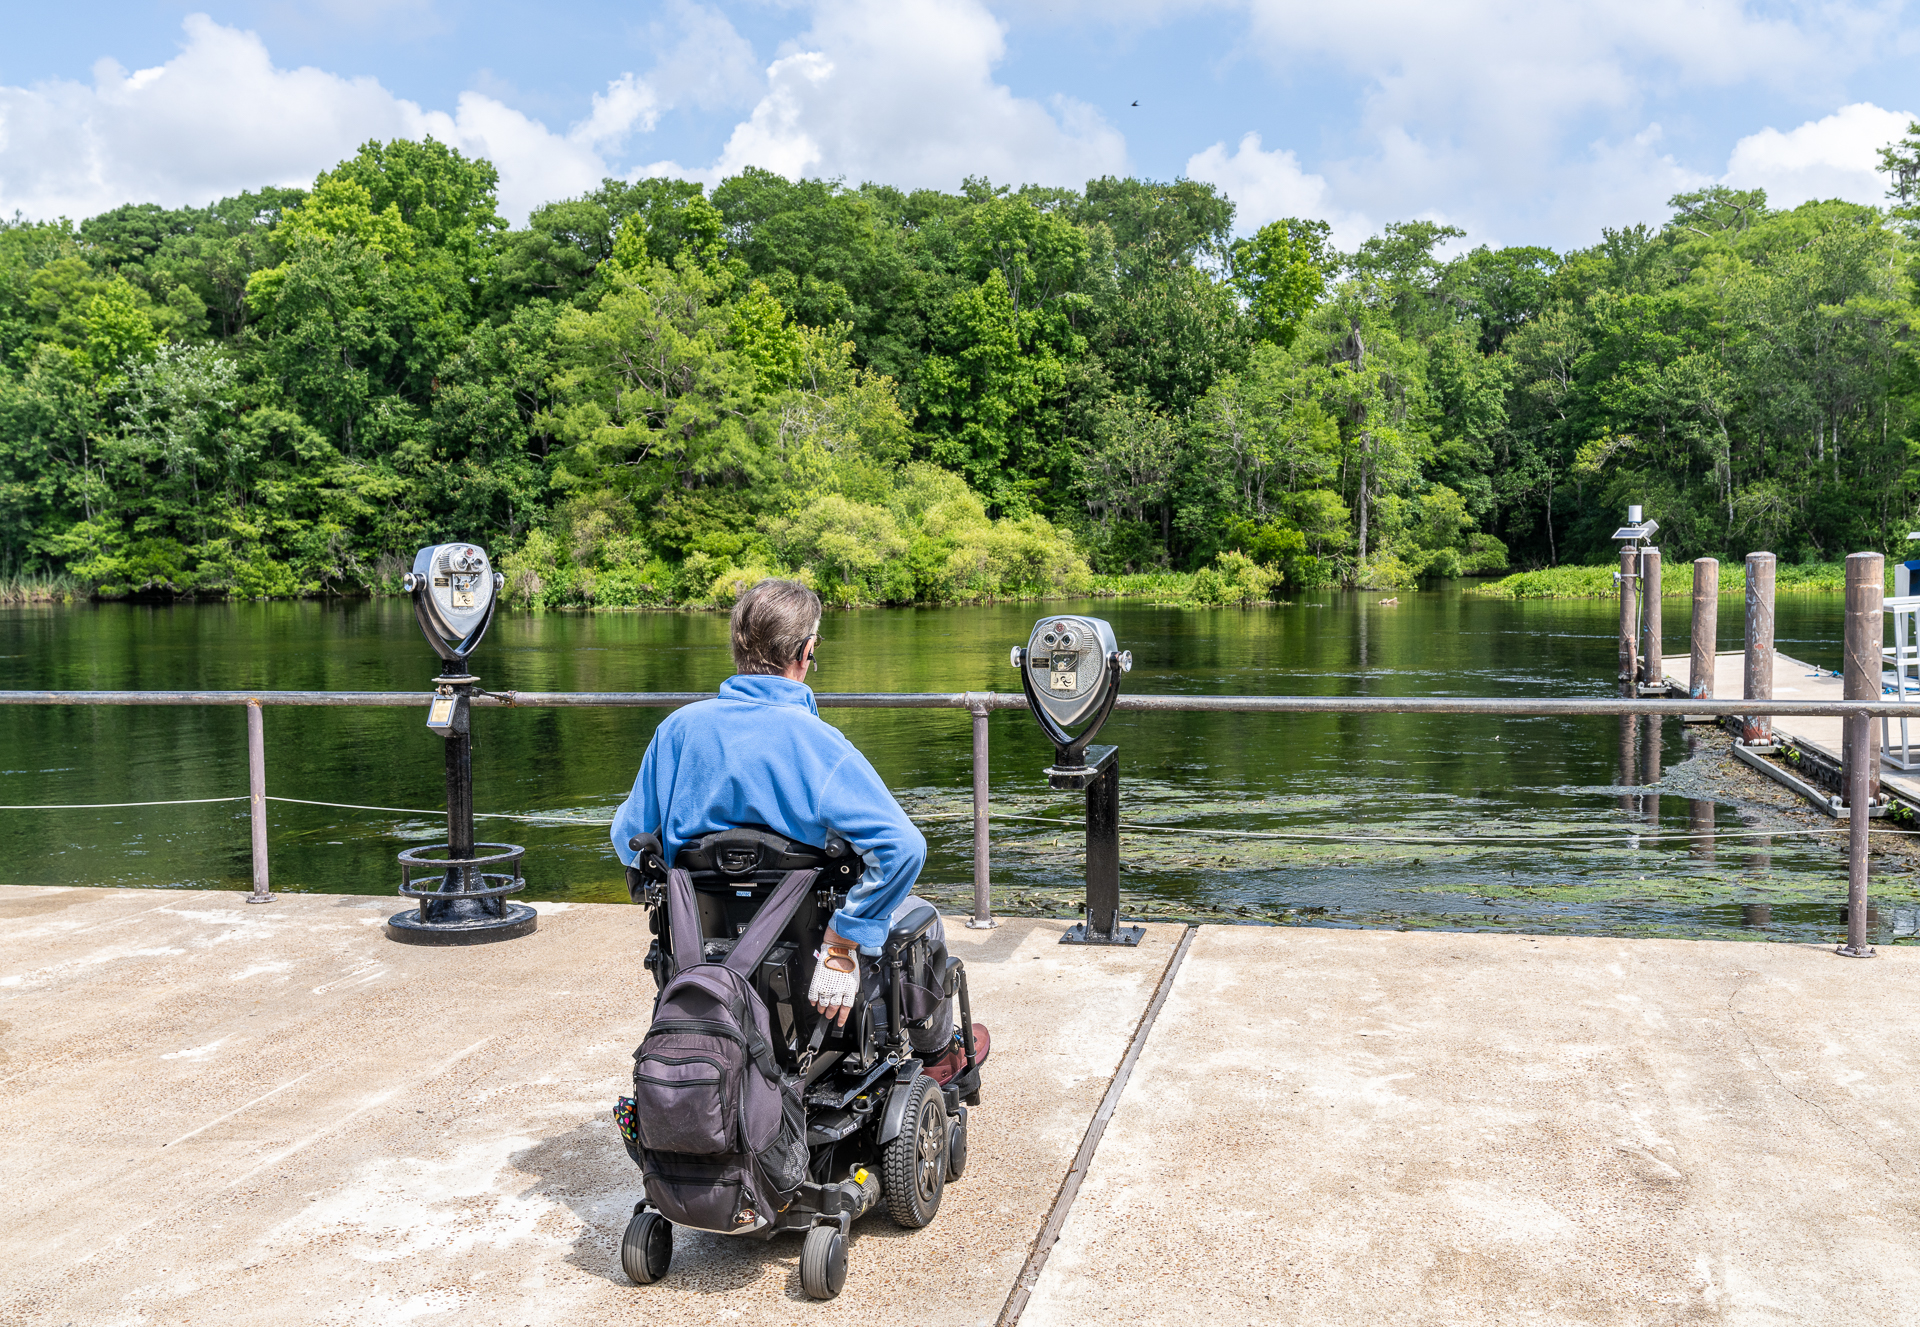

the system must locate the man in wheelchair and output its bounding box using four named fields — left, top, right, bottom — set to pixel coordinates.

left=607, top=578, right=988, bottom=1296
left=610, top=578, right=965, bottom=1043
